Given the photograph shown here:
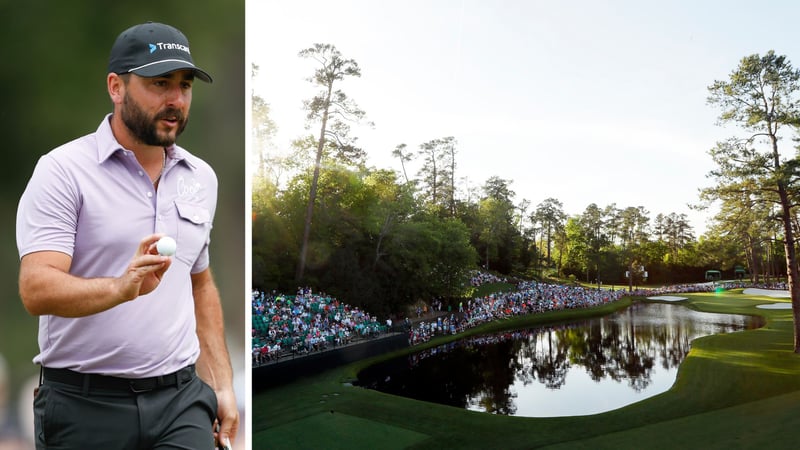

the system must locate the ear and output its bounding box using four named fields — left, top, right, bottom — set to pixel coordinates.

left=107, top=73, right=125, bottom=105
